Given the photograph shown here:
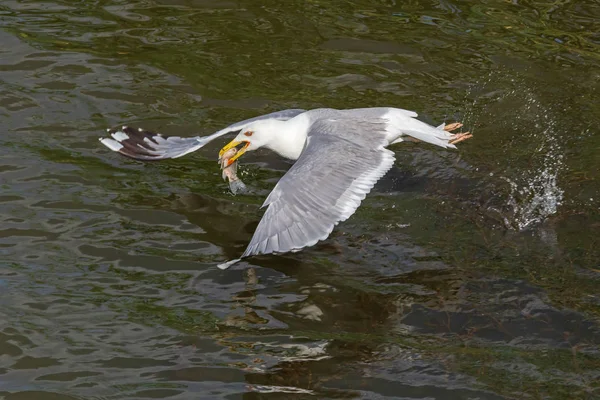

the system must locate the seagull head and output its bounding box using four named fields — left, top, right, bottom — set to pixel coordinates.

left=218, top=120, right=276, bottom=166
